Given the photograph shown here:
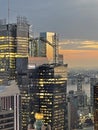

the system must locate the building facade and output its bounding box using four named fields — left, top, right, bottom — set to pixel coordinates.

left=16, top=62, right=68, bottom=130
left=39, top=32, right=59, bottom=64
left=93, top=83, right=98, bottom=130
left=31, top=64, right=68, bottom=130
left=0, top=80, right=21, bottom=130
left=67, top=91, right=79, bottom=130
left=0, top=17, right=29, bottom=81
